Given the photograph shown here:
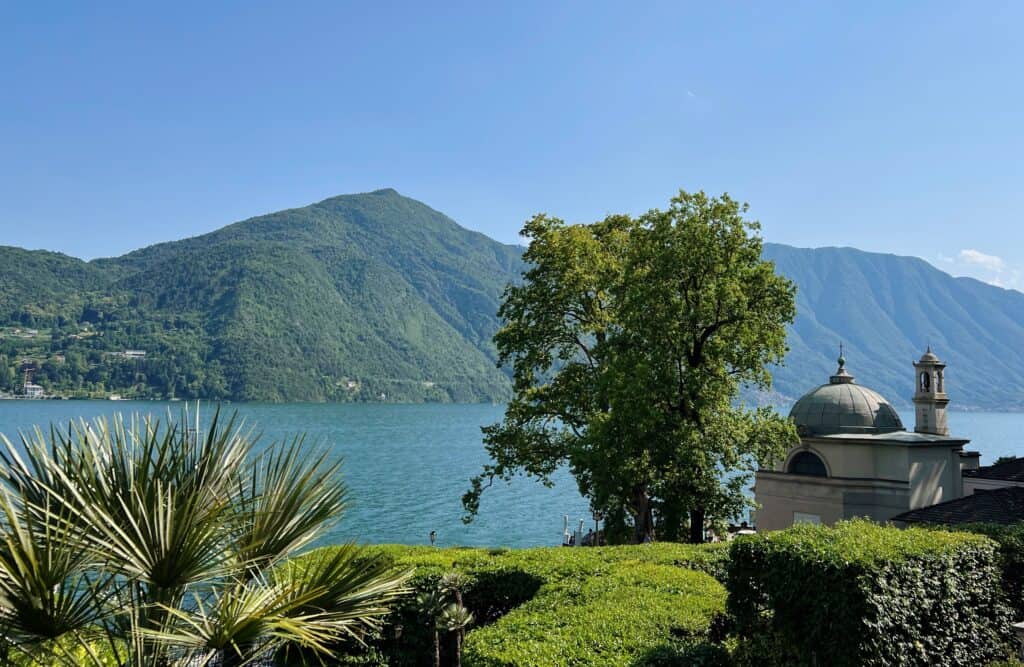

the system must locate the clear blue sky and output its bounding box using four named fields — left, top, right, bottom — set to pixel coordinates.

left=2, top=2, right=1022, bottom=289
